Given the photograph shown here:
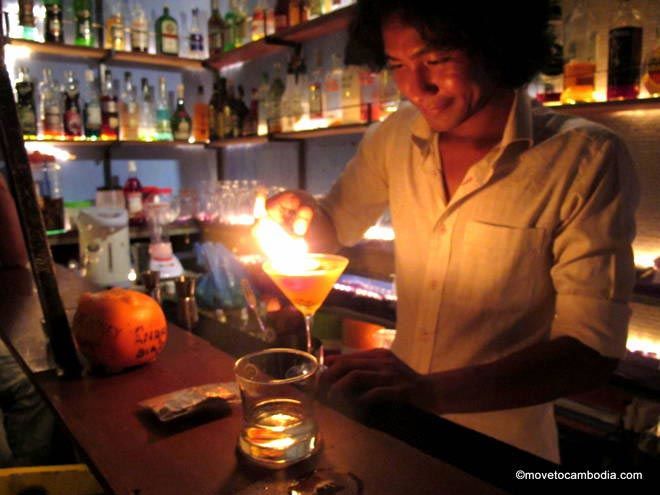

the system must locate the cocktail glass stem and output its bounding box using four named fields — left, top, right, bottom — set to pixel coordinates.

left=304, top=315, right=314, bottom=356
